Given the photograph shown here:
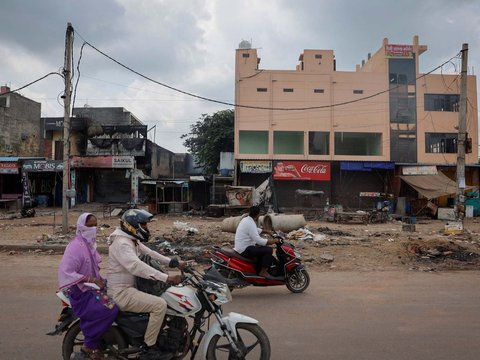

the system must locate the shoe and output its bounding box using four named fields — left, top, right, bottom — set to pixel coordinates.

left=139, top=345, right=173, bottom=360
left=80, top=346, right=103, bottom=360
